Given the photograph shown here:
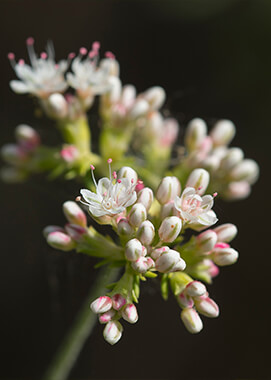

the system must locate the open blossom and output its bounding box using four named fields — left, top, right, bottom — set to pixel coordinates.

left=8, top=37, right=68, bottom=98
left=79, top=160, right=137, bottom=218
left=175, top=187, right=218, bottom=227
left=67, top=42, right=118, bottom=101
